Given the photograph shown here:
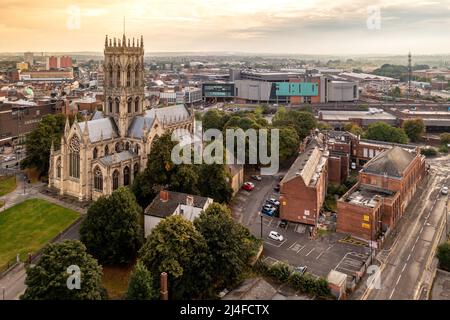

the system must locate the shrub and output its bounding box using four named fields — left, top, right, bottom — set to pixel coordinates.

left=439, top=144, right=449, bottom=153
left=420, top=147, right=437, bottom=157
left=267, top=262, right=291, bottom=282
left=437, top=242, right=450, bottom=272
